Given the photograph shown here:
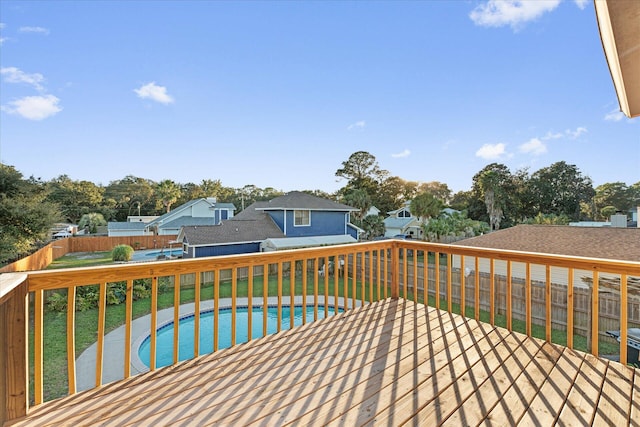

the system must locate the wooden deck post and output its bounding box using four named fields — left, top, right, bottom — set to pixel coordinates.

left=0, top=273, right=29, bottom=424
